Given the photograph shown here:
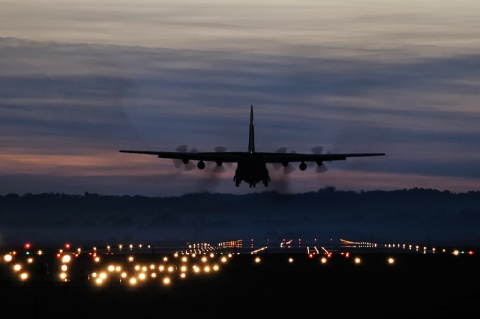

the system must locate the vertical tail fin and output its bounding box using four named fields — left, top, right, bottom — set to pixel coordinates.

left=248, top=105, right=255, bottom=153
